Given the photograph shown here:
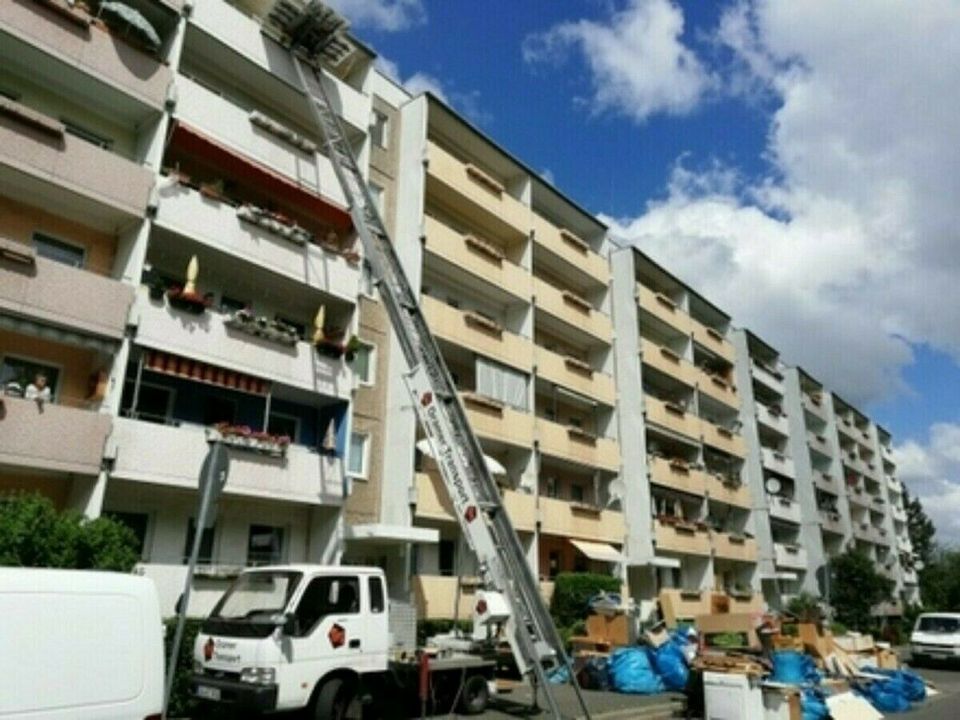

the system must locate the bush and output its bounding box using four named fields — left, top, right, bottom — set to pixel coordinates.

left=786, top=592, right=822, bottom=622
left=550, top=572, right=622, bottom=629
left=165, top=618, right=203, bottom=719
